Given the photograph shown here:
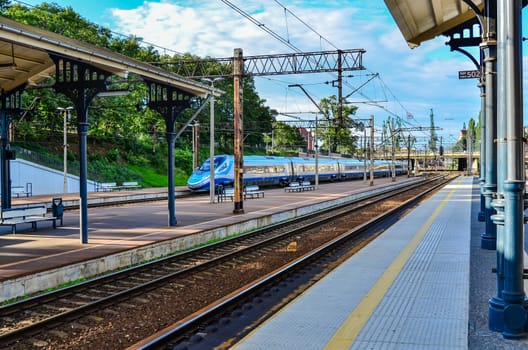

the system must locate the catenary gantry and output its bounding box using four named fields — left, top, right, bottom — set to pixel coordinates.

left=0, top=15, right=219, bottom=244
